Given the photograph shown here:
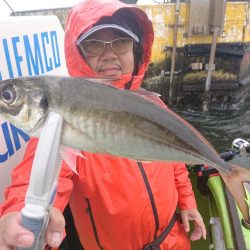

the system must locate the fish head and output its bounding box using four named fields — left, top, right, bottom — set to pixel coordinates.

left=0, top=77, right=48, bottom=134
